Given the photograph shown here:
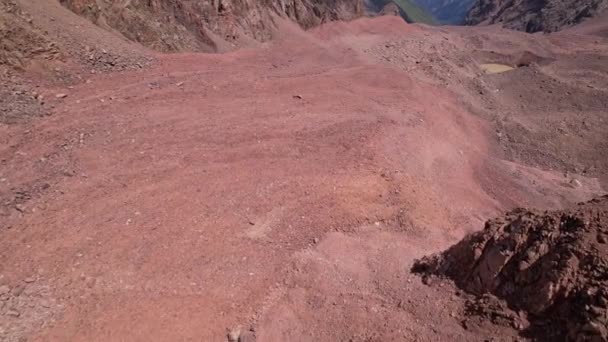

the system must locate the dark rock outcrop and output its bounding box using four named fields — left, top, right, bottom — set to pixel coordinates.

left=413, top=196, right=608, bottom=341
